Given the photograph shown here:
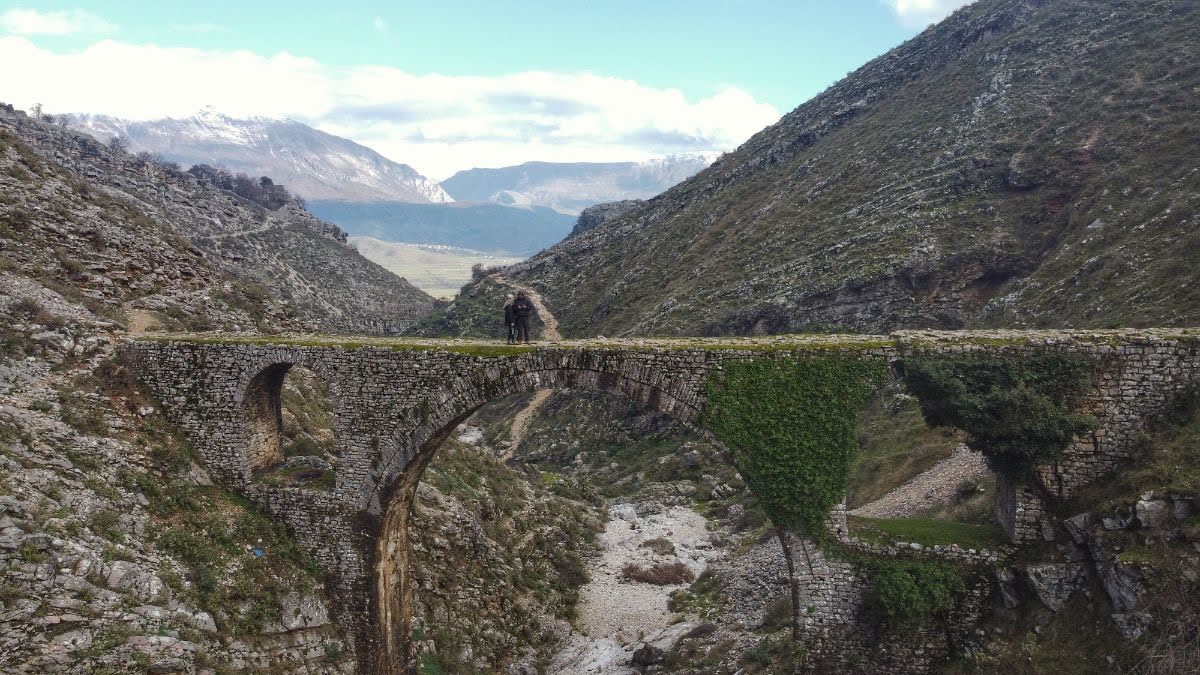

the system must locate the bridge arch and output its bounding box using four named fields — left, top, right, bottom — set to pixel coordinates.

left=239, top=354, right=341, bottom=484
left=369, top=361, right=715, bottom=674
